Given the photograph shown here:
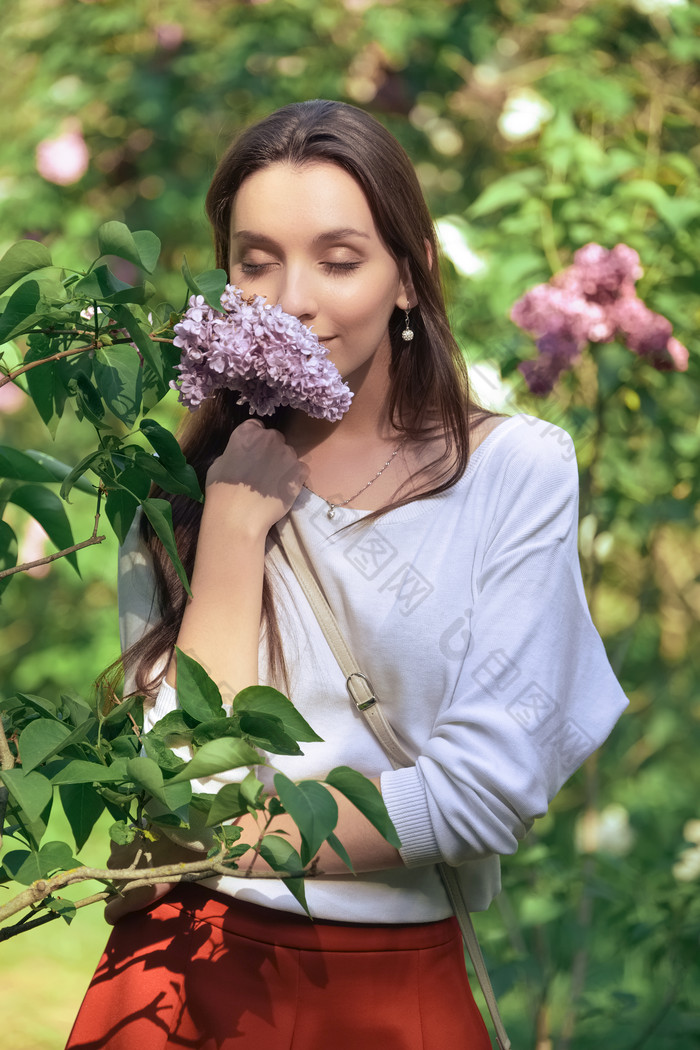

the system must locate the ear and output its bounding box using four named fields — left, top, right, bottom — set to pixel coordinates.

left=395, top=240, right=433, bottom=310
left=396, top=259, right=418, bottom=311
